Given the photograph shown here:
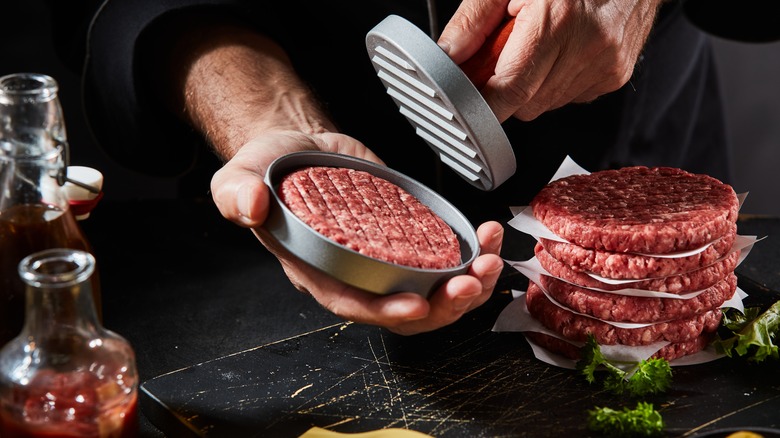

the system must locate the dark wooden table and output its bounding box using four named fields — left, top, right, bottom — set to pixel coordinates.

left=82, top=200, right=780, bottom=438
